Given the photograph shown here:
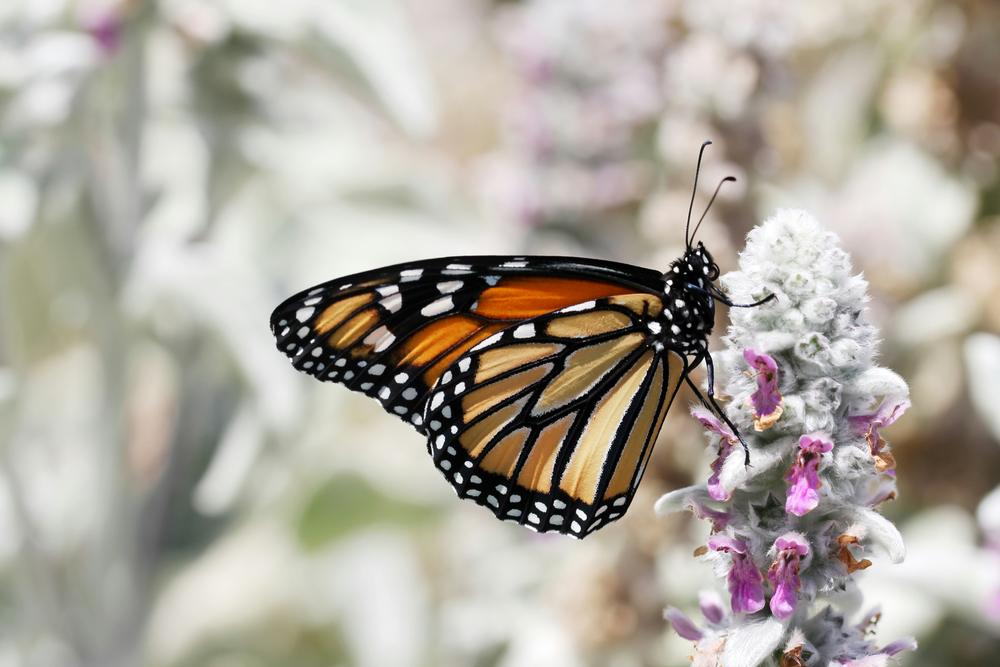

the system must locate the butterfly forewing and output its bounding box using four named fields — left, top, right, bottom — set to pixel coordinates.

left=423, top=294, right=685, bottom=537
left=270, top=256, right=666, bottom=434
